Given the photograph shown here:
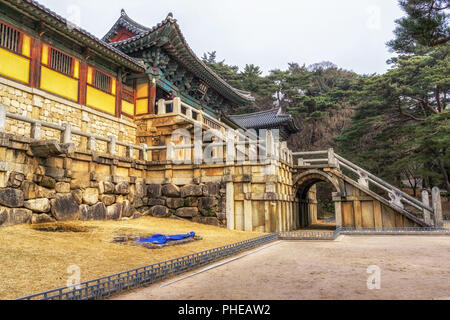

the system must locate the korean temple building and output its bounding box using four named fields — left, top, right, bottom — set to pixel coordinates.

left=0, top=0, right=298, bottom=155
left=1, top=0, right=426, bottom=234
